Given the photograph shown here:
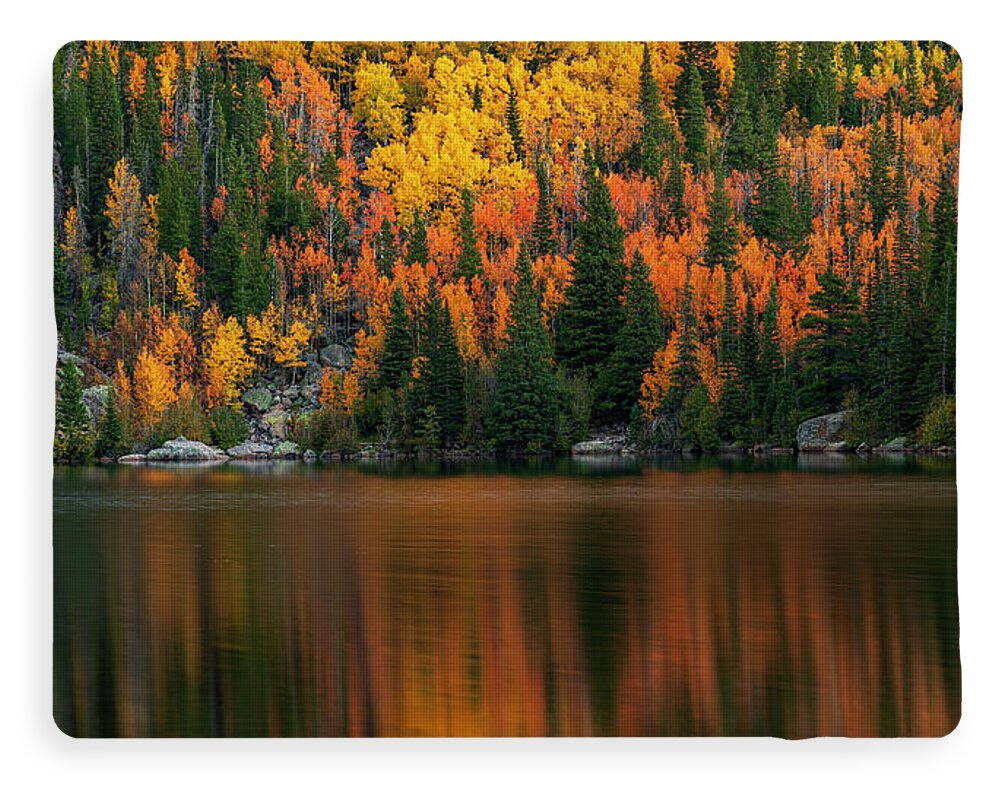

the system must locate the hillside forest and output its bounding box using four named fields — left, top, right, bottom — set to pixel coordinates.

left=52, top=41, right=960, bottom=461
